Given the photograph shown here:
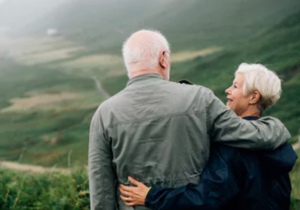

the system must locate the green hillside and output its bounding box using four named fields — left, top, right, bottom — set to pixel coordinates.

left=0, top=59, right=103, bottom=167
left=175, top=10, right=300, bottom=137
left=143, top=0, right=300, bottom=51
left=0, top=2, right=299, bottom=168
left=0, top=4, right=299, bottom=209
left=2, top=0, right=299, bottom=54
left=0, top=147, right=299, bottom=209
left=55, top=0, right=300, bottom=54
left=102, top=10, right=300, bottom=139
